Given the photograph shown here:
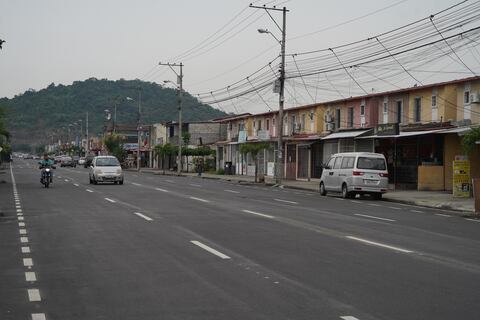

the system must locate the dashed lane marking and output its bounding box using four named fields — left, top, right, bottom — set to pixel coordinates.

left=64, top=179, right=69, bottom=182
left=86, top=189, right=94, bottom=193
left=224, top=189, right=240, bottom=194
left=21, top=246, right=30, bottom=254
left=435, top=213, right=452, bottom=218
left=19, top=229, right=27, bottom=235
left=368, top=203, right=381, bottom=207
left=133, top=212, right=153, bottom=221
left=465, top=218, right=480, bottom=223
left=351, top=200, right=361, bottom=204
left=73, top=183, right=79, bottom=187
left=20, top=237, right=29, bottom=243
left=19, top=222, right=25, bottom=227
left=18, top=216, right=24, bottom=221
left=190, top=196, right=210, bottom=203
left=155, top=187, right=169, bottom=192
left=190, top=240, right=231, bottom=260
left=31, top=313, right=46, bottom=320
left=23, top=258, right=33, bottom=267
left=131, top=182, right=142, bottom=186
left=27, top=289, right=41, bottom=302
left=354, top=214, right=396, bottom=222
left=166, top=179, right=175, bottom=183
left=274, top=198, right=298, bottom=205
left=411, top=210, right=424, bottom=213
left=25, top=272, right=36, bottom=282
left=104, top=198, right=116, bottom=203
left=341, top=317, right=360, bottom=320
left=189, top=183, right=202, bottom=187
left=388, top=206, right=402, bottom=210
left=345, top=236, right=413, bottom=254
left=242, top=210, right=275, bottom=219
